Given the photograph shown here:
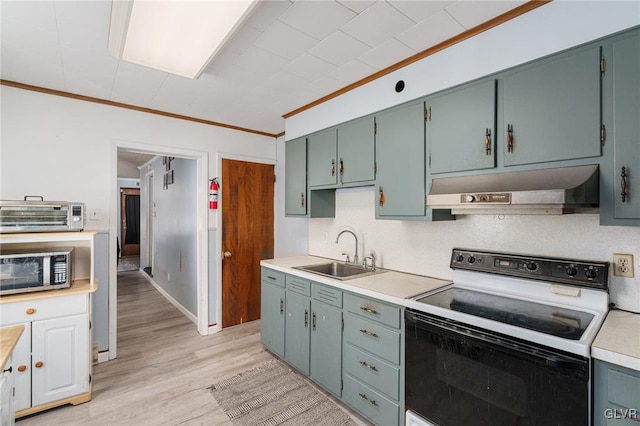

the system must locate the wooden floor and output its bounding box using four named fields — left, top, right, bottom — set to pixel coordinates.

left=18, top=270, right=368, bottom=425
